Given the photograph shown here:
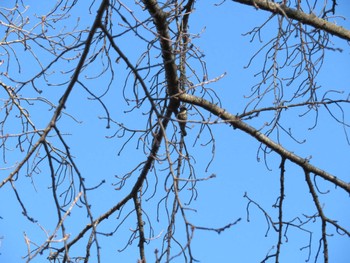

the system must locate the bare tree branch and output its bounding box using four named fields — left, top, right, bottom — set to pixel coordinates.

left=179, top=93, right=350, bottom=194
left=233, top=0, right=350, bottom=41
